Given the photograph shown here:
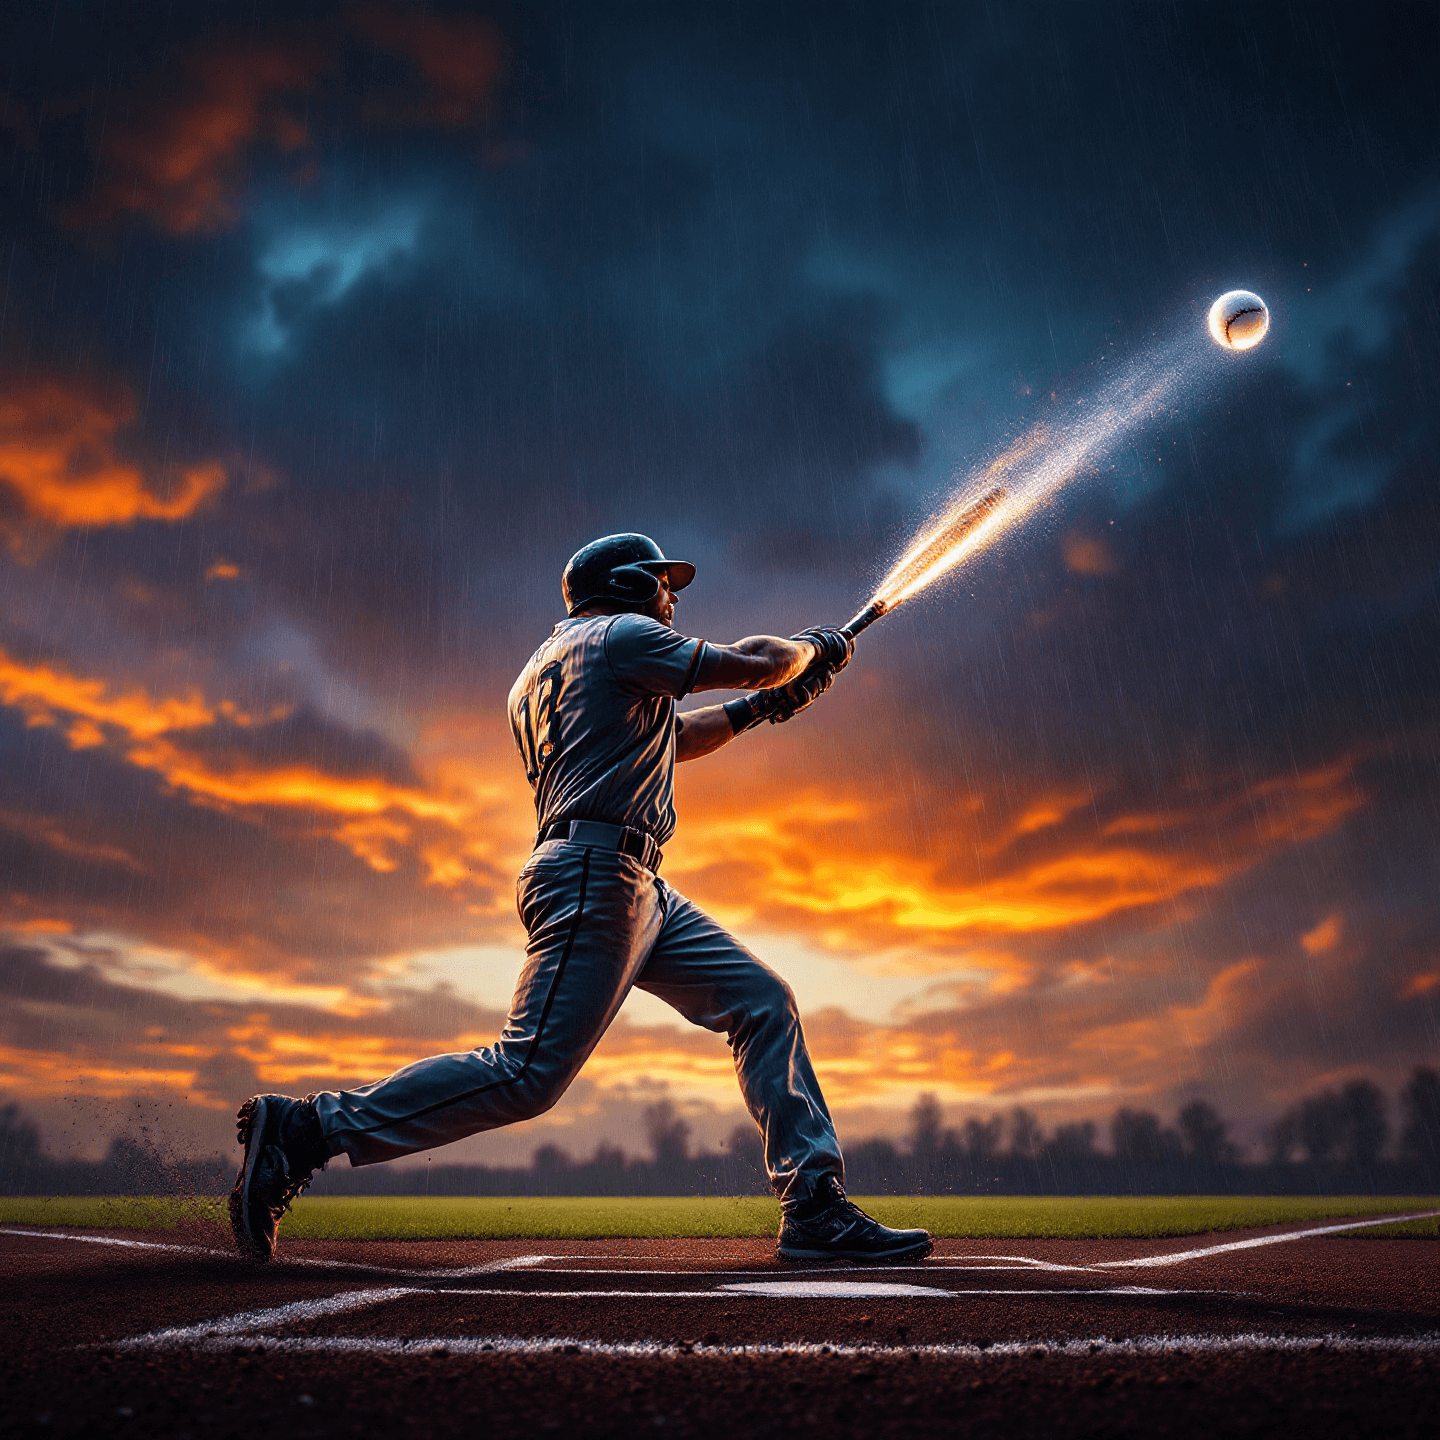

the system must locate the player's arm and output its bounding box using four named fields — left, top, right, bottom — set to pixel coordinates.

left=690, top=627, right=853, bottom=693
left=676, top=663, right=842, bottom=762
left=691, top=635, right=818, bottom=692
left=674, top=706, right=736, bottom=762
left=676, top=629, right=854, bottom=761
